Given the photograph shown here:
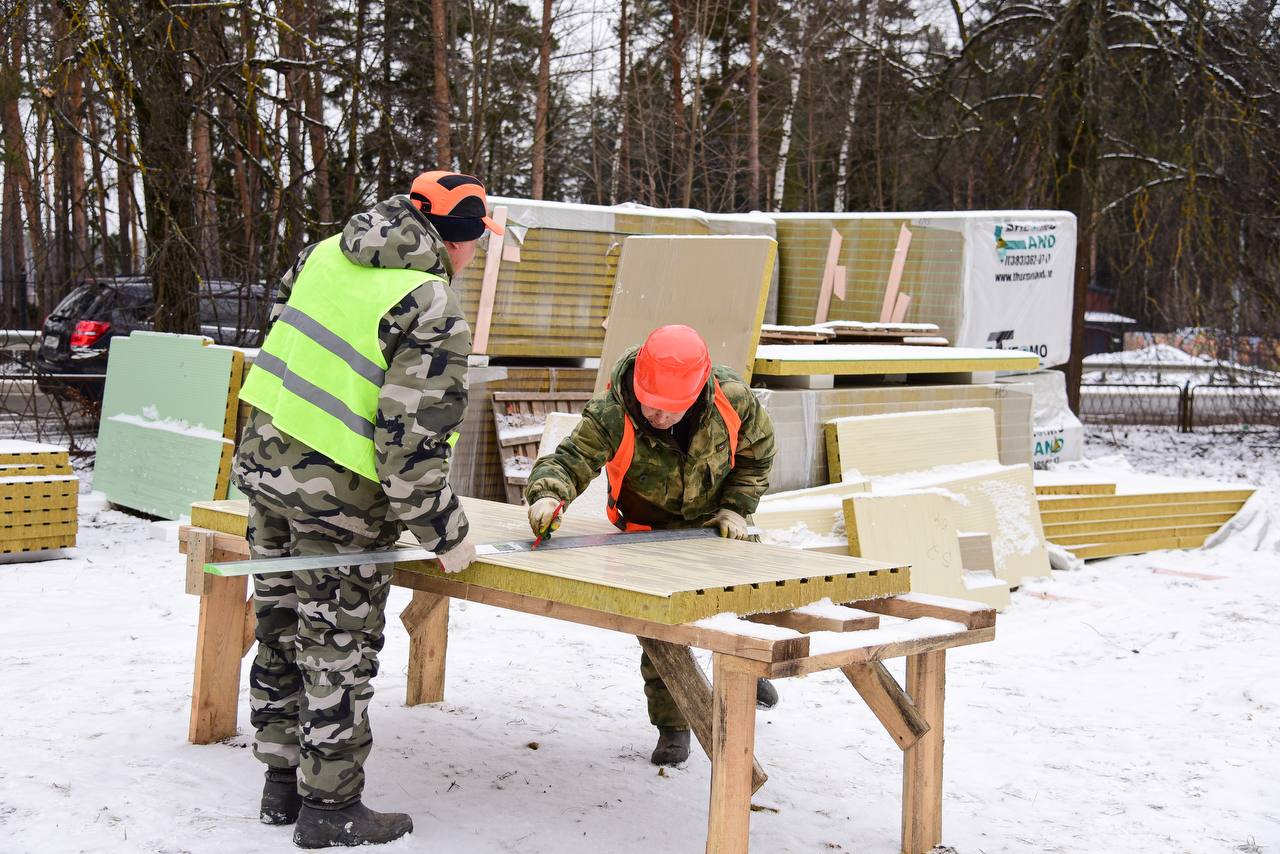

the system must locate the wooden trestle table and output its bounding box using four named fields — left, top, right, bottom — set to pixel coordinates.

left=179, top=498, right=996, bottom=854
